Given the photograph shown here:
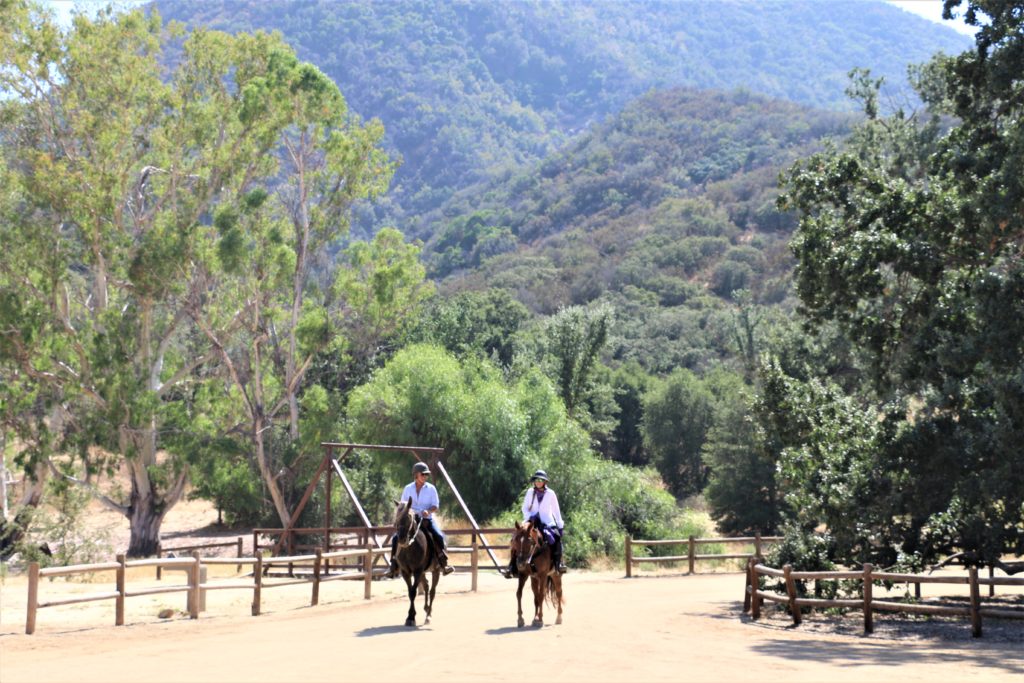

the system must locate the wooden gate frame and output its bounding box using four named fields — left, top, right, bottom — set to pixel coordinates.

left=272, top=442, right=502, bottom=570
